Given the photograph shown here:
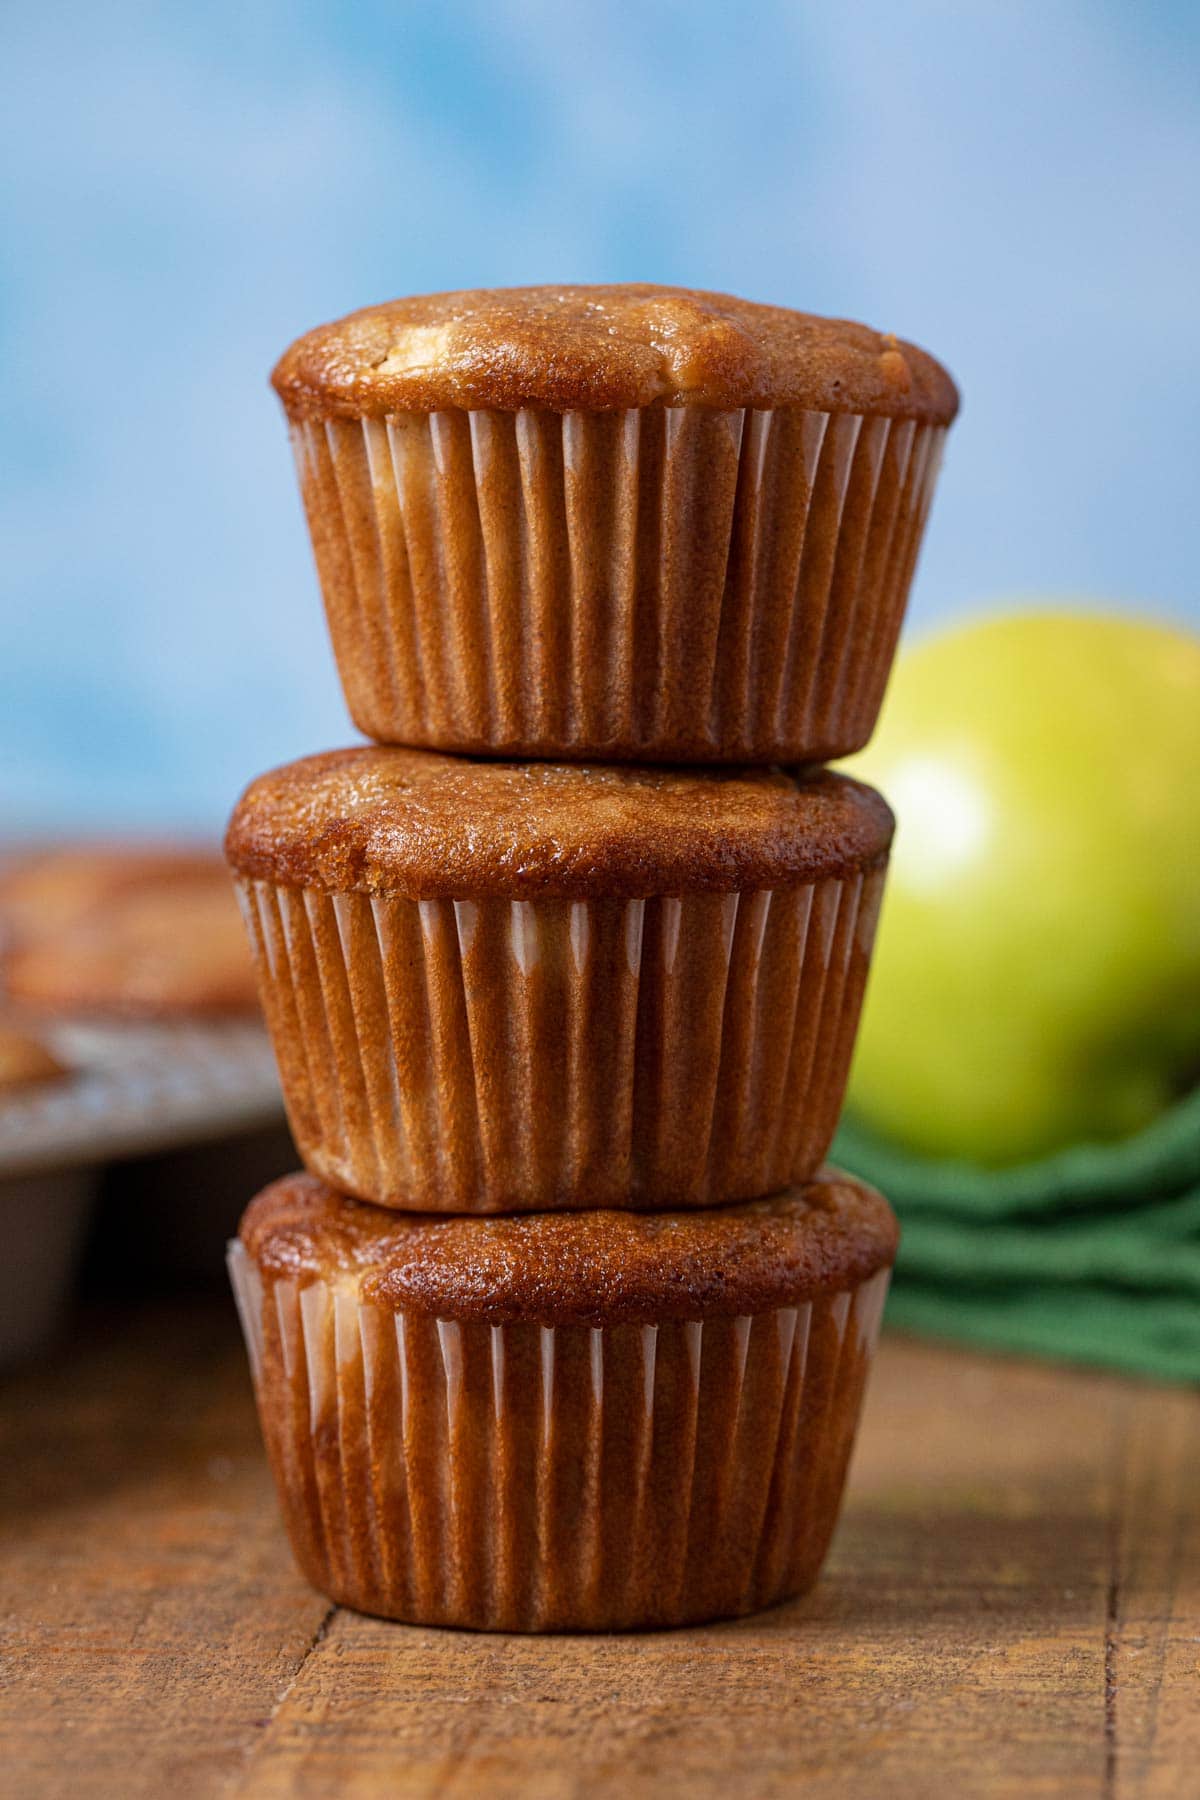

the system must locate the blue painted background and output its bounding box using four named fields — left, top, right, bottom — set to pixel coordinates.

left=2, top=1, right=1197, bottom=831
